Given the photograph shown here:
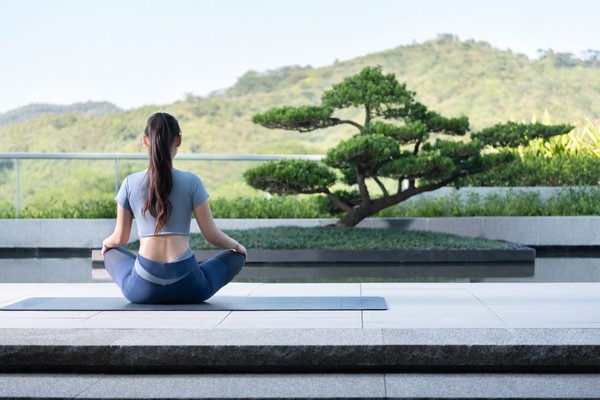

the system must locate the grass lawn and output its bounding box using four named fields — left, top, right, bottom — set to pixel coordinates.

left=188, top=227, right=507, bottom=250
